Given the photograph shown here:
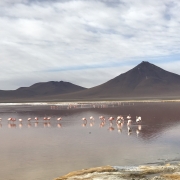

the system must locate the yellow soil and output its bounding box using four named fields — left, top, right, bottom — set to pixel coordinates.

left=54, top=166, right=116, bottom=180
